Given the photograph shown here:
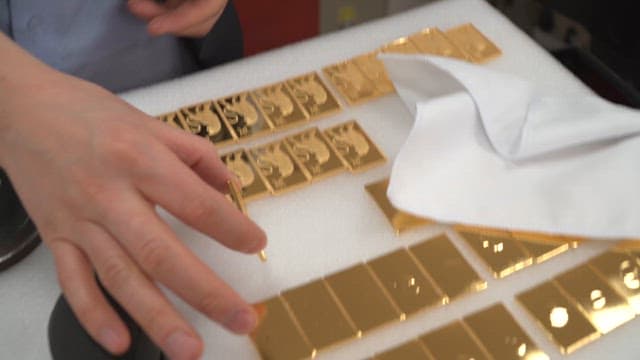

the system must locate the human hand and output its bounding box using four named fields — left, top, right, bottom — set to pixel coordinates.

left=0, top=67, right=266, bottom=359
left=127, top=0, right=229, bottom=38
